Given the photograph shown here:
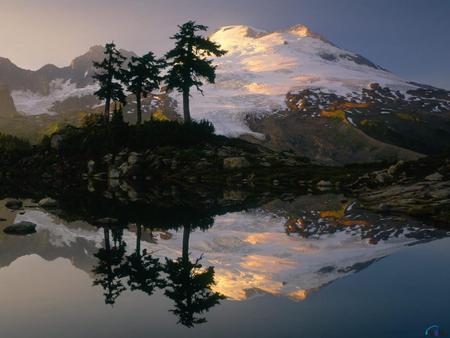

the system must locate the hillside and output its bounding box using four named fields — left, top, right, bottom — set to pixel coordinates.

left=0, top=24, right=449, bottom=163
